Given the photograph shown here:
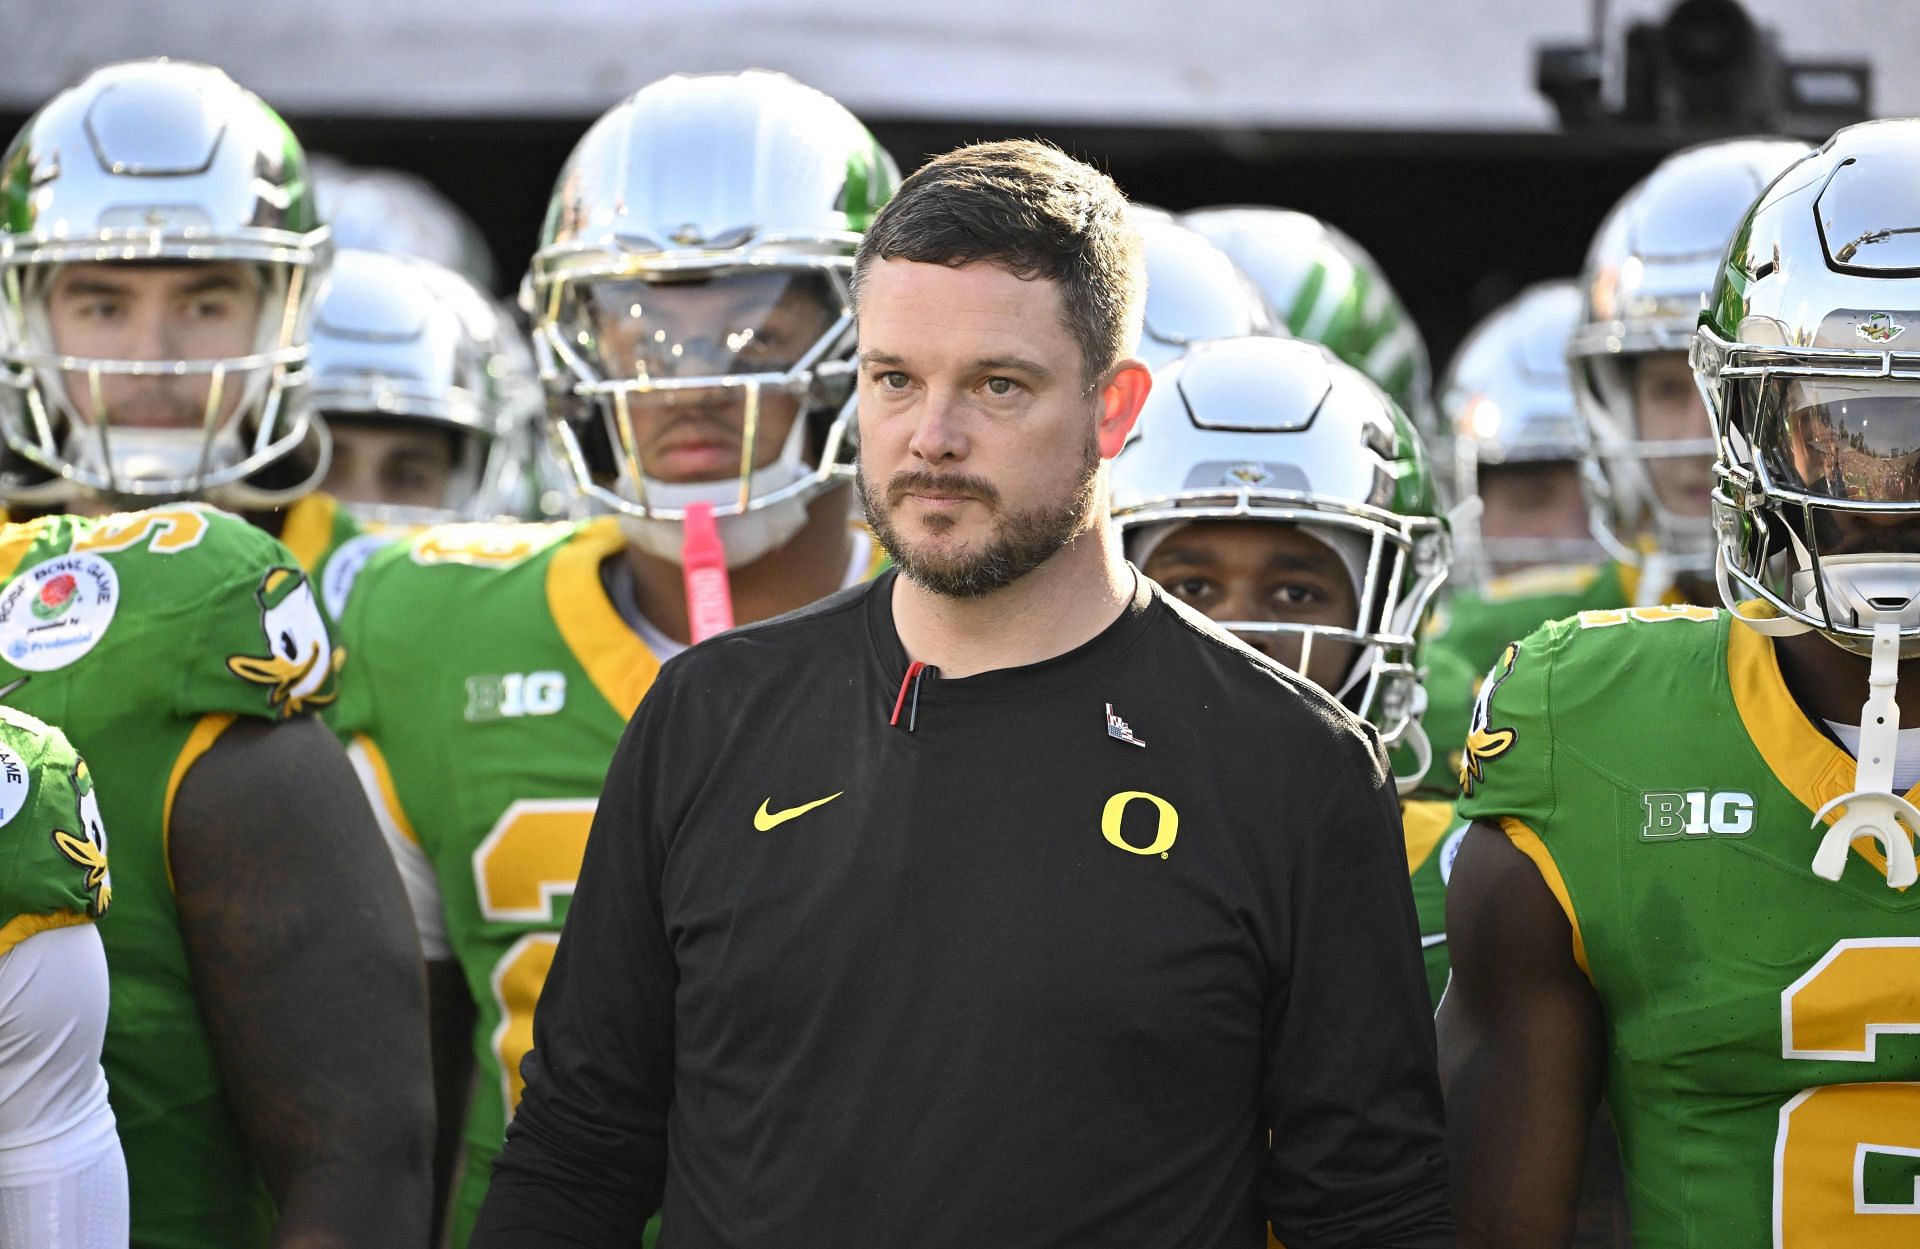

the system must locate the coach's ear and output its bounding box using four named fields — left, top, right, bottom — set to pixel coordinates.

left=1096, top=358, right=1152, bottom=460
